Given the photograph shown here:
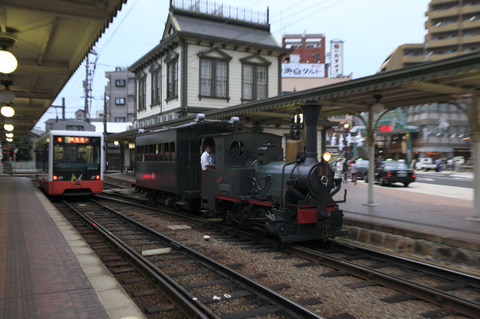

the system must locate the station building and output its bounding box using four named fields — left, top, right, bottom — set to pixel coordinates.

left=129, top=2, right=290, bottom=129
